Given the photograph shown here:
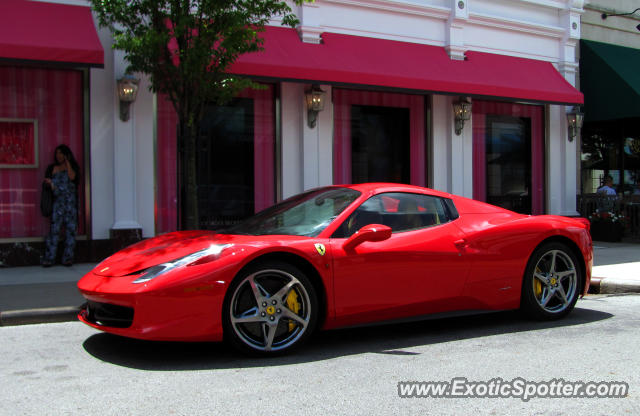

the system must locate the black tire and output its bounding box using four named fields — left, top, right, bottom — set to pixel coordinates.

left=223, top=261, right=318, bottom=355
left=520, top=242, right=581, bottom=320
